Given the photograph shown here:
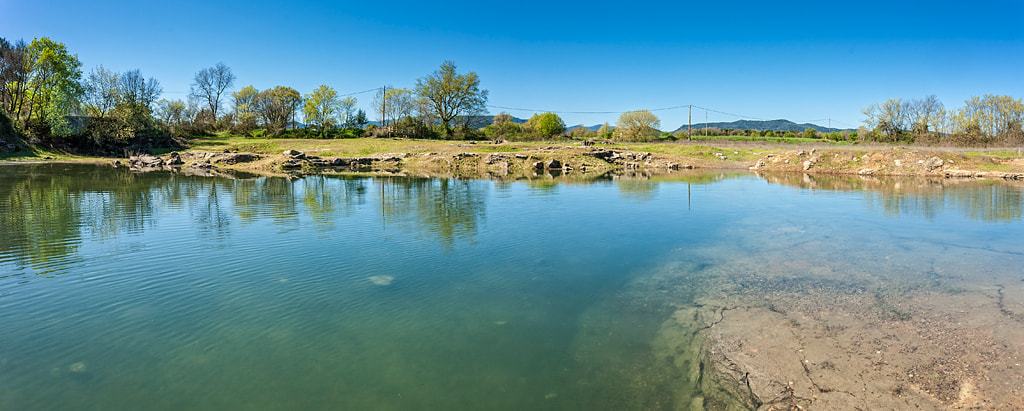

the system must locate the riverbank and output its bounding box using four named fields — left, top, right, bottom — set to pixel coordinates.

left=8, top=138, right=1021, bottom=182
